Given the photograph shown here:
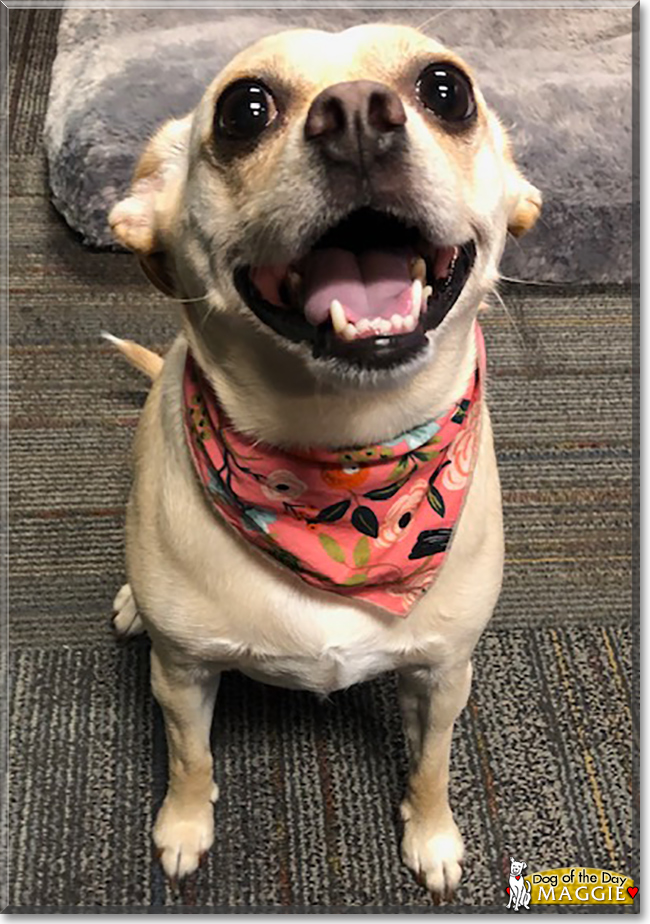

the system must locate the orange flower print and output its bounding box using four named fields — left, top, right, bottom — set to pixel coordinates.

left=321, top=461, right=369, bottom=490
left=441, top=402, right=480, bottom=491
left=376, top=479, right=428, bottom=548
left=262, top=469, right=307, bottom=502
